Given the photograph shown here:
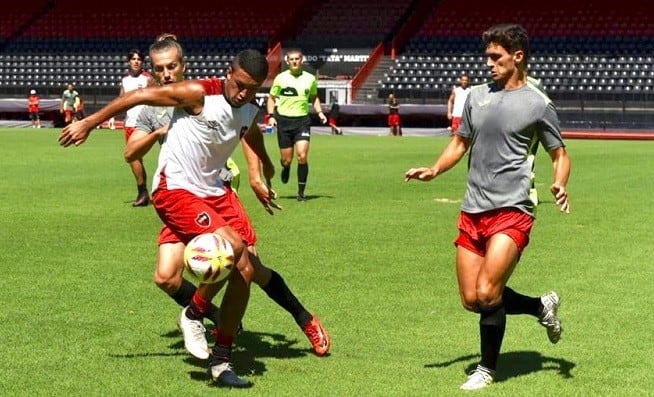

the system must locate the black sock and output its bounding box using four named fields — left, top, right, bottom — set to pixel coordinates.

left=502, top=286, right=541, bottom=316
left=261, top=270, right=312, bottom=327
left=137, top=184, right=148, bottom=195
left=297, top=163, right=308, bottom=195
left=479, top=304, right=506, bottom=371
left=170, top=279, right=221, bottom=325
left=170, top=279, right=196, bottom=307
